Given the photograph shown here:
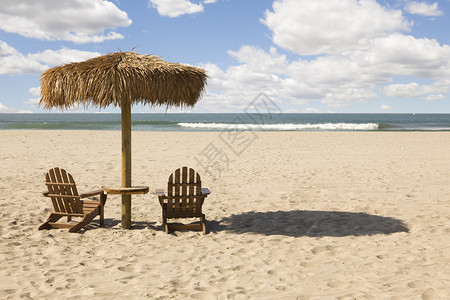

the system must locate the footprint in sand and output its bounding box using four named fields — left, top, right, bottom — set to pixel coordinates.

left=327, top=280, right=346, bottom=288
left=311, top=245, right=335, bottom=255
left=117, top=265, right=134, bottom=272
left=422, top=288, right=437, bottom=300
left=0, top=289, right=16, bottom=297
left=407, top=280, right=426, bottom=289
left=190, top=291, right=220, bottom=300
left=267, top=269, right=279, bottom=275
